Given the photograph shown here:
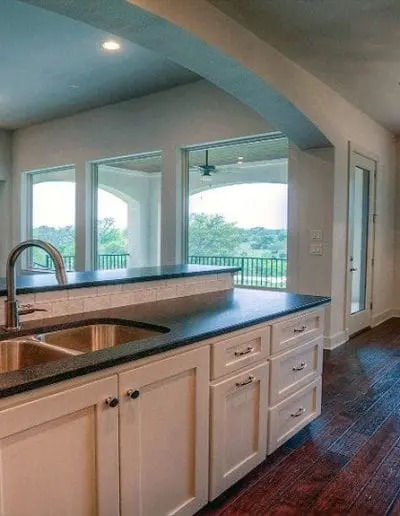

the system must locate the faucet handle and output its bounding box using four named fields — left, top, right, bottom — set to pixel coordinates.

left=18, top=304, right=48, bottom=316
